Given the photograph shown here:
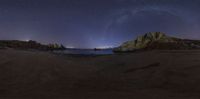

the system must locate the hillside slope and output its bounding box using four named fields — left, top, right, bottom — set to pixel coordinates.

left=114, top=32, right=200, bottom=52
left=0, top=40, right=66, bottom=51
